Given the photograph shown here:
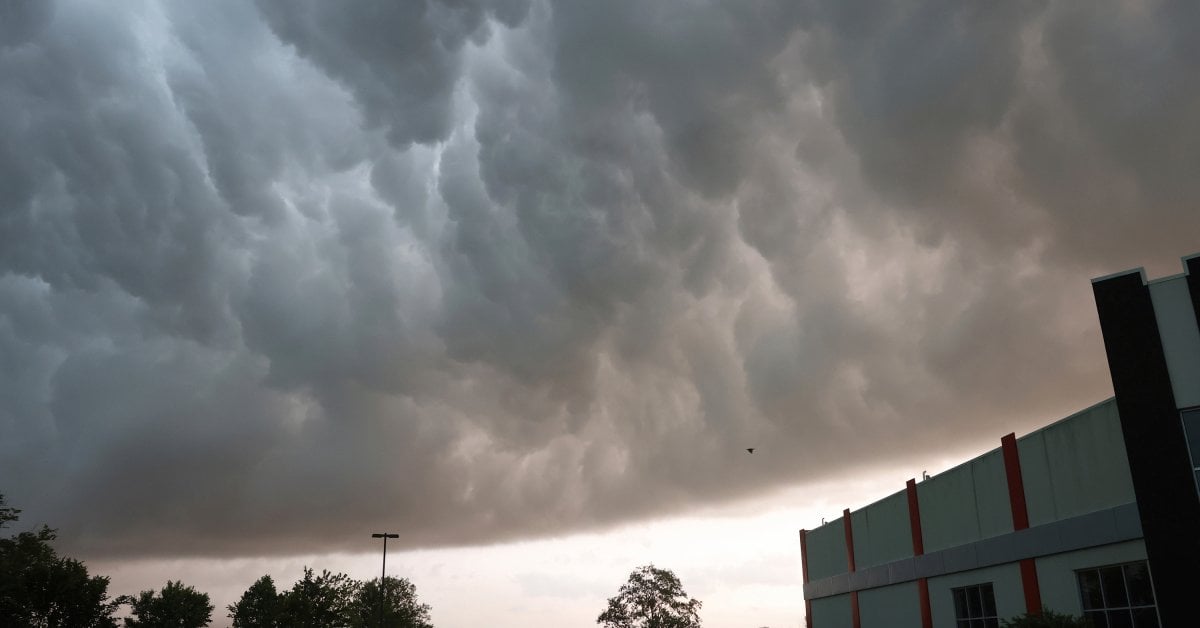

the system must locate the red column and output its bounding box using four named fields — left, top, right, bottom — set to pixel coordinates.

left=800, top=529, right=812, bottom=628
left=907, top=479, right=932, bottom=628
left=1002, top=433, right=1042, bottom=615
left=843, top=508, right=861, bottom=628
